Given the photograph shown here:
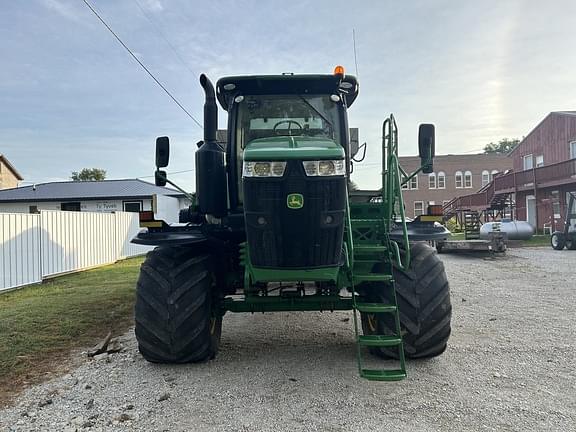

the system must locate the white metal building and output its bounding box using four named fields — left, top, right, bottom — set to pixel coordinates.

left=0, top=179, right=190, bottom=223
